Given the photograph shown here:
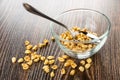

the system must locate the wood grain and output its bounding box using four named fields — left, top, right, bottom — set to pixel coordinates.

left=0, top=0, right=120, bottom=80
